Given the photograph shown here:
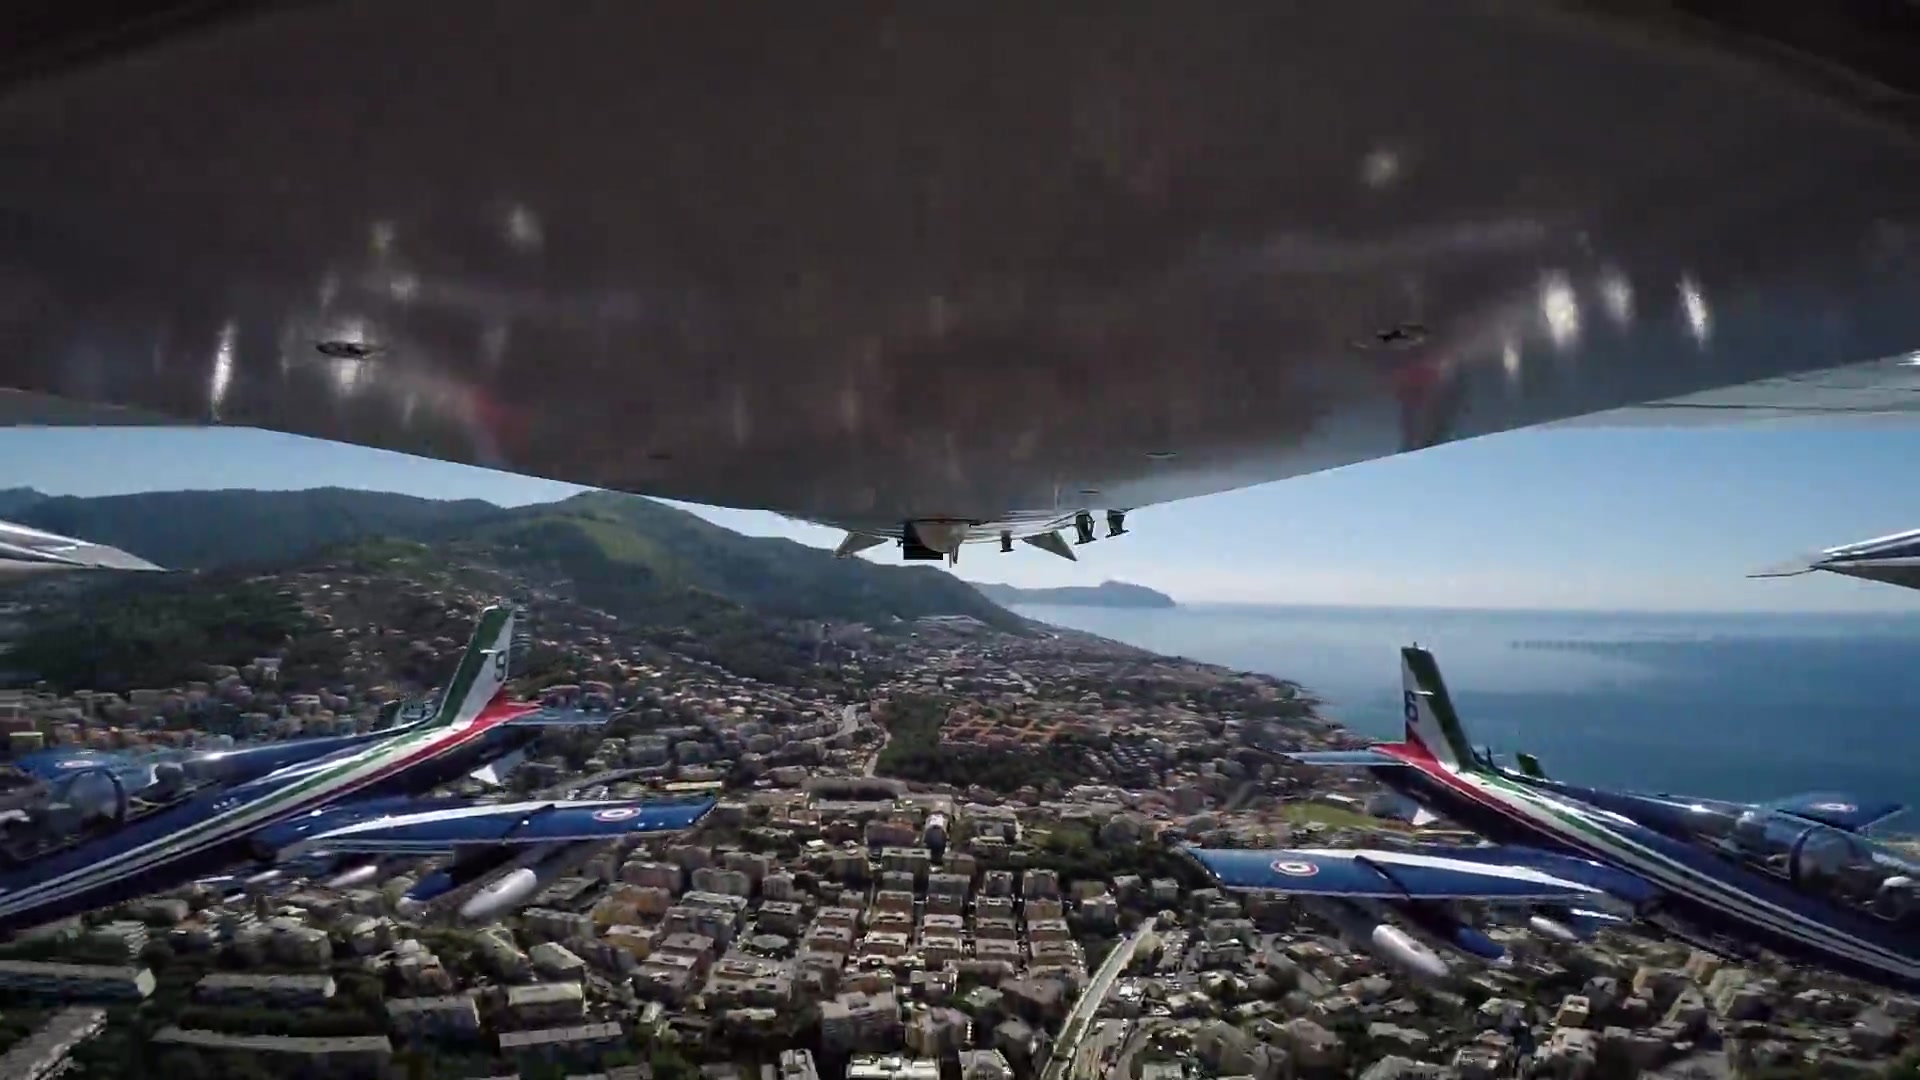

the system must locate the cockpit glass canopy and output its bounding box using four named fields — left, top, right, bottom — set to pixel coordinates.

left=1676, top=799, right=1920, bottom=922
left=0, top=764, right=118, bottom=858
left=0, top=751, right=210, bottom=861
